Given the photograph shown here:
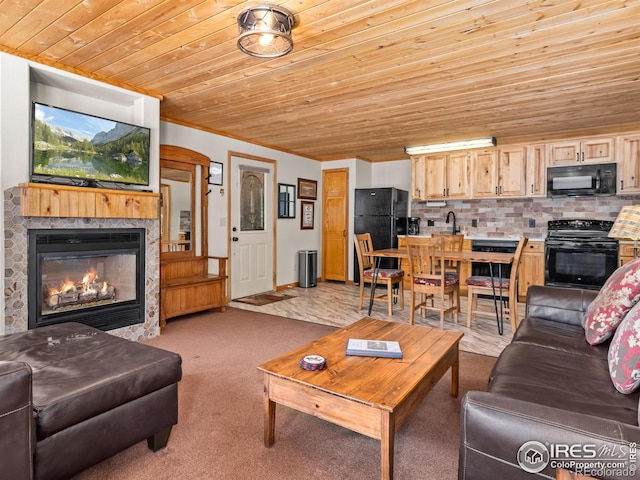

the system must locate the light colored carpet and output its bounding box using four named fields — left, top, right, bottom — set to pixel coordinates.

left=73, top=307, right=496, bottom=480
